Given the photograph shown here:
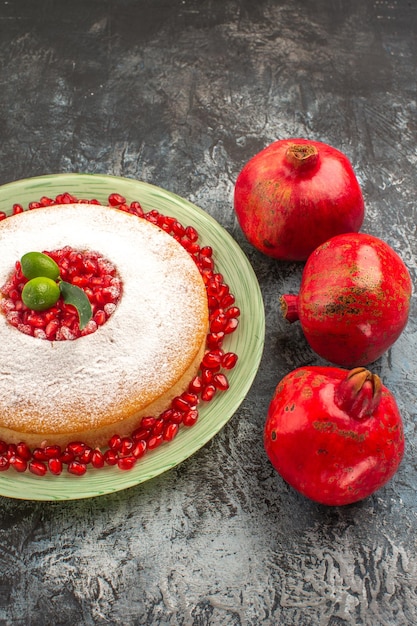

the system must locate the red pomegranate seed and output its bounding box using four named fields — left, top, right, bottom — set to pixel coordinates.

left=109, top=434, right=122, bottom=451
left=141, top=416, right=156, bottom=429
left=60, top=449, right=75, bottom=464
left=207, top=332, right=225, bottom=348
left=224, top=318, right=239, bottom=334
left=222, top=352, right=238, bottom=369
left=16, top=442, right=31, bottom=460
left=181, top=392, right=199, bottom=407
left=79, top=447, right=93, bottom=464
left=225, top=306, right=240, bottom=319
left=9, top=456, right=27, bottom=472
left=0, top=441, right=7, bottom=454
left=202, top=368, right=213, bottom=385
left=44, top=445, right=62, bottom=458
left=163, top=423, right=179, bottom=441
left=172, top=396, right=190, bottom=412
left=0, top=212, right=7, bottom=221
left=12, top=204, right=24, bottom=214
left=188, top=376, right=203, bottom=394
left=132, top=440, right=147, bottom=459
left=32, top=448, right=48, bottom=462
left=48, top=458, right=63, bottom=475
left=221, top=293, right=235, bottom=308
left=202, top=350, right=223, bottom=369
left=213, top=373, right=229, bottom=391
left=108, top=193, right=126, bottom=206
left=67, top=460, right=87, bottom=476
left=67, top=441, right=86, bottom=456
left=91, top=449, right=105, bottom=468
left=151, top=418, right=165, bottom=437
left=104, top=449, right=119, bottom=465
left=201, top=384, right=216, bottom=402
left=169, top=410, right=184, bottom=424
left=120, top=437, right=134, bottom=456
left=182, top=409, right=199, bottom=427
left=29, top=460, right=47, bottom=476
left=132, top=427, right=151, bottom=441
left=0, top=457, right=10, bottom=471
left=147, top=435, right=163, bottom=450
left=117, top=455, right=137, bottom=470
